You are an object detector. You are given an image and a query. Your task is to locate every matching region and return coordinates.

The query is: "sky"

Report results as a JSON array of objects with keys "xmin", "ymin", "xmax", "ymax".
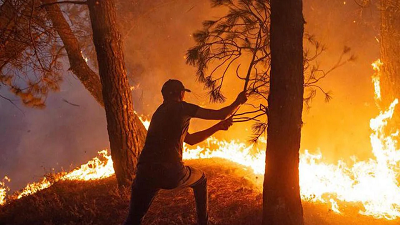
[{"xmin": 0, "ymin": 0, "xmax": 384, "ymax": 191}]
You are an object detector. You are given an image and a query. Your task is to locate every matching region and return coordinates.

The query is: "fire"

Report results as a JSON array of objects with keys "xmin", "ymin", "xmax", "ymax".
[
  {"xmin": 2, "ymin": 59, "xmax": 400, "ymax": 220},
  {"xmin": 17, "ymin": 178, "xmax": 52, "ymax": 199},
  {"xmin": 299, "ymin": 98, "xmax": 400, "ymax": 219},
  {"xmin": 183, "ymin": 137, "xmax": 265, "ymax": 175},
  {"xmin": 372, "ymin": 59, "xmax": 383, "ymax": 101},
  {"xmin": 13, "ymin": 150, "xmax": 115, "ymax": 201},
  {"xmin": 0, "ymin": 176, "xmax": 10, "ymax": 205},
  {"xmin": 62, "ymin": 150, "xmax": 114, "ymax": 181}
]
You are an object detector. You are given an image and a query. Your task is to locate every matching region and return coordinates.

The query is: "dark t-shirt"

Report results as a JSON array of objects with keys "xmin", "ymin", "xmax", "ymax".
[{"xmin": 138, "ymin": 101, "xmax": 199, "ymax": 166}]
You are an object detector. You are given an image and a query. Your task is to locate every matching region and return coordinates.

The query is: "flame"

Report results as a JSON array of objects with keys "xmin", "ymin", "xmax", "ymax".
[
  {"xmin": 80, "ymin": 50, "xmax": 89, "ymax": 63},
  {"xmin": 15, "ymin": 150, "xmax": 115, "ymax": 200},
  {"xmin": 330, "ymin": 198, "xmax": 341, "ymax": 214},
  {"xmin": 372, "ymin": 59, "xmax": 383, "ymax": 101},
  {"xmin": 142, "ymin": 119, "xmax": 150, "ymax": 130},
  {"xmin": 62, "ymin": 150, "xmax": 114, "ymax": 181},
  {"xmin": 183, "ymin": 137, "xmax": 265, "ymax": 174},
  {"xmin": 3, "ymin": 59, "xmax": 400, "ymax": 220},
  {"xmin": 17, "ymin": 178, "xmax": 52, "ymax": 199},
  {"xmin": 0, "ymin": 176, "xmax": 10, "ymax": 205}
]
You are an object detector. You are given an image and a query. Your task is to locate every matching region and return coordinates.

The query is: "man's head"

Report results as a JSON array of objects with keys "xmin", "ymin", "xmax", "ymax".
[{"xmin": 161, "ymin": 79, "xmax": 191, "ymax": 101}]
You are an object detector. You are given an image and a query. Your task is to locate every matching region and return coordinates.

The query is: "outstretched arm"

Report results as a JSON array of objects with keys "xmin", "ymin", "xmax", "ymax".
[
  {"xmin": 184, "ymin": 118, "xmax": 233, "ymax": 145},
  {"xmin": 194, "ymin": 91, "xmax": 248, "ymax": 120}
]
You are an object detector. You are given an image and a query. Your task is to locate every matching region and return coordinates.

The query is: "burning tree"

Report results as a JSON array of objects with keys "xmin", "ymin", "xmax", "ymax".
[
  {"xmin": 0, "ymin": 0, "xmax": 146, "ymax": 187},
  {"xmin": 187, "ymin": 0, "xmax": 353, "ymax": 223}
]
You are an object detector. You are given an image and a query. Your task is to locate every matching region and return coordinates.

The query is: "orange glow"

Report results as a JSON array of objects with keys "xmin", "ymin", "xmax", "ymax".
[{"xmin": 2, "ymin": 60, "xmax": 400, "ymax": 220}]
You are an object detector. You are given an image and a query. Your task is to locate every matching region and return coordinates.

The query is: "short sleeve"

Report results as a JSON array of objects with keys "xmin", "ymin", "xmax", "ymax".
[{"xmin": 182, "ymin": 101, "xmax": 200, "ymax": 117}]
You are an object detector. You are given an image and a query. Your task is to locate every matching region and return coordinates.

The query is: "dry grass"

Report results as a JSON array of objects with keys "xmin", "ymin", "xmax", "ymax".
[{"xmin": 0, "ymin": 158, "xmax": 399, "ymax": 225}]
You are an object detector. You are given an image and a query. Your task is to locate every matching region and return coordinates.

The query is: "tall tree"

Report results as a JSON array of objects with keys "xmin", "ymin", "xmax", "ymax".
[
  {"xmin": 0, "ymin": 0, "xmax": 147, "ymax": 186},
  {"xmin": 380, "ymin": 0, "xmax": 400, "ymax": 120},
  {"xmin": 41, "ymin": 0, "xmax": 103, "ymax": 105},
  {"xmin": 262, "ymin": 0, "xmax": 304, "ymax": 224},
  {"xmin": 186, "ymin": 0, "xmax": 350, "ymax": 141},
  {"xmin": 86, "ymin": 0, "xmax": 146, "ymax": 187}
]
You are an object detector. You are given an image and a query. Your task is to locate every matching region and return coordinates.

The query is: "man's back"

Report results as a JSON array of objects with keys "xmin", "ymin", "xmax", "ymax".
[{"xmin": 138, "ymin": 100, "xmax": 199, "ymax": 165}]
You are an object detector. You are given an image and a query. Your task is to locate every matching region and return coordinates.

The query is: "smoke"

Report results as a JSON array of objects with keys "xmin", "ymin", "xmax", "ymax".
[
  {"xmin": 0, "ymin": 76, "xmax": 109, "ymax": 192},
  {"xmin": 0, "ymin": 0, "xmax": 383, "ymax": 191}
]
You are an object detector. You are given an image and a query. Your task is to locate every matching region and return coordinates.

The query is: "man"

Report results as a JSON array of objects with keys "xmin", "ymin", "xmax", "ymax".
[{"xmin": 124, "ymin": 79, "xmax": 247, "ymax": 225}]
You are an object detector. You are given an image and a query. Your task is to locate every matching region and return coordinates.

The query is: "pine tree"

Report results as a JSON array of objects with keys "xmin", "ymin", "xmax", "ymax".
[
  {"xmin": 187, "ymin": 0, "xmax": 353, "ymax": 223},
  {"xmin": 86, "ymin": 0, "xmax": 146, "ymax": 187},
  {"xmin": 380, "ymin": 0, "xmax": 400, "ymax": 123},
  {"xmin": 0, "ymin": 0, "xmax": 147, "ymax": 186},
  {"xmin": 262, "ymin": 0, "xmax": 304, "ymax": 223}
]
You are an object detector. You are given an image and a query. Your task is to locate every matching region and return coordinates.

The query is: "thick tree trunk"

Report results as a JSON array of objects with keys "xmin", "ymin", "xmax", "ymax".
[
  {"xmin": 380, "ymin": 0, "xmax": 400, "ymax": 123},
  {"xmin": 42, "ymin": 0, "xmax": 147, "ymax": 137},
  {"xmin": 86, "ymin": 0, "xmax": 146, "ymax": 187},
  {"xmin": 2, "ymin": 0, "xmax": 146, "ymax": 186},
  {"xmin": 262, "ymin": 0, "xmax": 304, "ymax": 224}
]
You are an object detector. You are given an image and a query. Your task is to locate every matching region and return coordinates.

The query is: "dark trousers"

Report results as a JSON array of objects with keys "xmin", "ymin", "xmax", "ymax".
[{"xmin": 124, "ymin": 164, "xmax": 208, "ymax": 225}]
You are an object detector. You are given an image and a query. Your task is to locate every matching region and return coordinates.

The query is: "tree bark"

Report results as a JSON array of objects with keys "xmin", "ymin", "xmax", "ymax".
[
  {"xmin": 41, "ymin": 0, "xmax": 104, "ymax": 106},
  {"xmin": 86, "ymin": 0, "xmax": 146, "ymax": 187},
  {"xmin": 262, "ymin": 0, "xmax": 304, "ymax": 224},
  {"xmin": 380, "ymin": 0, "xmax": 400, "ymax": 122}
]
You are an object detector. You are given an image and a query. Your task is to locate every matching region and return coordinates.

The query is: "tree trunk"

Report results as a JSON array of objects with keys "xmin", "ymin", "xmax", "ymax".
[
  {"xmin": 41, "ymin": 0, "xmax": 104, "ymax": 105},
  {"xmin": 380, "ymin": 0, "xmax": 400, "ymax": 122},
  {"xmin": 262, "ymin": 0, "xmax": 304, "ymax": 224},
  {"xmin": 86, "ymin": 0, "xmax": 146, "ymax": 187},
  {"xmin": 41, "ymin": 0, "xmax": 147, "ymax": 139}
]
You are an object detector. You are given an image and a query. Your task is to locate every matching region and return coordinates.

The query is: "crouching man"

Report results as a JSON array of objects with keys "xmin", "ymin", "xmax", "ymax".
[{"xmin": 124, "ymin": 79, "xmax": 247, "ymax": 225}]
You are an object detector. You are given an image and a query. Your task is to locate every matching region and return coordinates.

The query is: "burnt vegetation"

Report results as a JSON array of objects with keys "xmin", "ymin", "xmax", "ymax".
[{"xmin": 186, "ymin": 0, "xmax": 355, "ymax": 143}]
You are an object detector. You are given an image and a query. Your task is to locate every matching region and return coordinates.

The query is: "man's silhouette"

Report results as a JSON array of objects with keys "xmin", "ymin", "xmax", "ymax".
[{"xmin": 124, "ymin": 79, "xmax": 247, "ymax": 225}]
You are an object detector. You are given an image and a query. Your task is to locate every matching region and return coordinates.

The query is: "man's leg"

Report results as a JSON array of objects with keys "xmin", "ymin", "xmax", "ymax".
[
  {"xmin": 191, "ymin": 173, "xmax": 208, "ymax": 225},
  {"xmin": 124, "ymin": 179, "xmax": 159, "ymax": 225},
  {"xmin": 176, "ymin": 167, "xmax": 208, "ymax": 225}
]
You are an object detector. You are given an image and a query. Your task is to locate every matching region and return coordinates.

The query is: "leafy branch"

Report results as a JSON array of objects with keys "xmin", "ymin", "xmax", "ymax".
[{"xmin": 187, "ymin": 0, "xmax": 354, "ymax": 143}]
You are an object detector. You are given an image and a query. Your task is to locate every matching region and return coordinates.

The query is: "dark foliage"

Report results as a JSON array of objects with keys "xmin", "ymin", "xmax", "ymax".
[
  {"xmin": 0, "ymin": 0, "xmax": 64, "ymax": 108},
  {"xmin": 186, "ymin": 0, "xmax": 355, "ymax": 143}
]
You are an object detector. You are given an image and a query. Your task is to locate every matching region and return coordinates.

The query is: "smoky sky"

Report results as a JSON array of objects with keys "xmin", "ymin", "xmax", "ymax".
[{"xmin": 1, "ymin": 0, "xmax": 383, "ymax": 191}]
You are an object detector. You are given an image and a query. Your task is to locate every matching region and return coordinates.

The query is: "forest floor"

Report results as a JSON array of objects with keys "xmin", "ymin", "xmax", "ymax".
[{"xmin": 0, "ymin": 158, "xmax": 399, "ymax": 225}]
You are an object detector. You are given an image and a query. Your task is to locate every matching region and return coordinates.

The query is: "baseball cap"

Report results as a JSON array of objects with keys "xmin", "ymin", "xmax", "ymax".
[{"xmin": 161, "ymin": 79, "xmax": 191, "ymax": 96}]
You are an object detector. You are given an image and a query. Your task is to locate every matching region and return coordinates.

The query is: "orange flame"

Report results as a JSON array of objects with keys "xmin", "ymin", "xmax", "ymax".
[
  {"xmin": 0, "ymin": 176, "xmax": 10, "ymax": 205},
  {"xmin": 15, "ymin": 150, "xmax": 114, "ymax": 200},
  {"xmin": 372, "ymin": 59, "xmax": 383, "ymax": 101}
]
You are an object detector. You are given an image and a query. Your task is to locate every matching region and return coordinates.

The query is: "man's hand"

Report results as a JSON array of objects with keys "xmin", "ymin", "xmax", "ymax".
[
  {"xmin": 216, "ymin": 117, "xmax": 233, "ymax": 131},
  {"xmin": 185, "ymin": 117, "xmax": 233, "ymax": 145},
  {"xmin": 234, "ymin": 91, "xmax": 248, "ymax": 105}
]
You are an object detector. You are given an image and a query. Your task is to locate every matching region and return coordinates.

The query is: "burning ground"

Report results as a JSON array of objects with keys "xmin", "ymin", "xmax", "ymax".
[{"xmin": 1, "ymin": 158, "xmax": 400, "ymax": 225}]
